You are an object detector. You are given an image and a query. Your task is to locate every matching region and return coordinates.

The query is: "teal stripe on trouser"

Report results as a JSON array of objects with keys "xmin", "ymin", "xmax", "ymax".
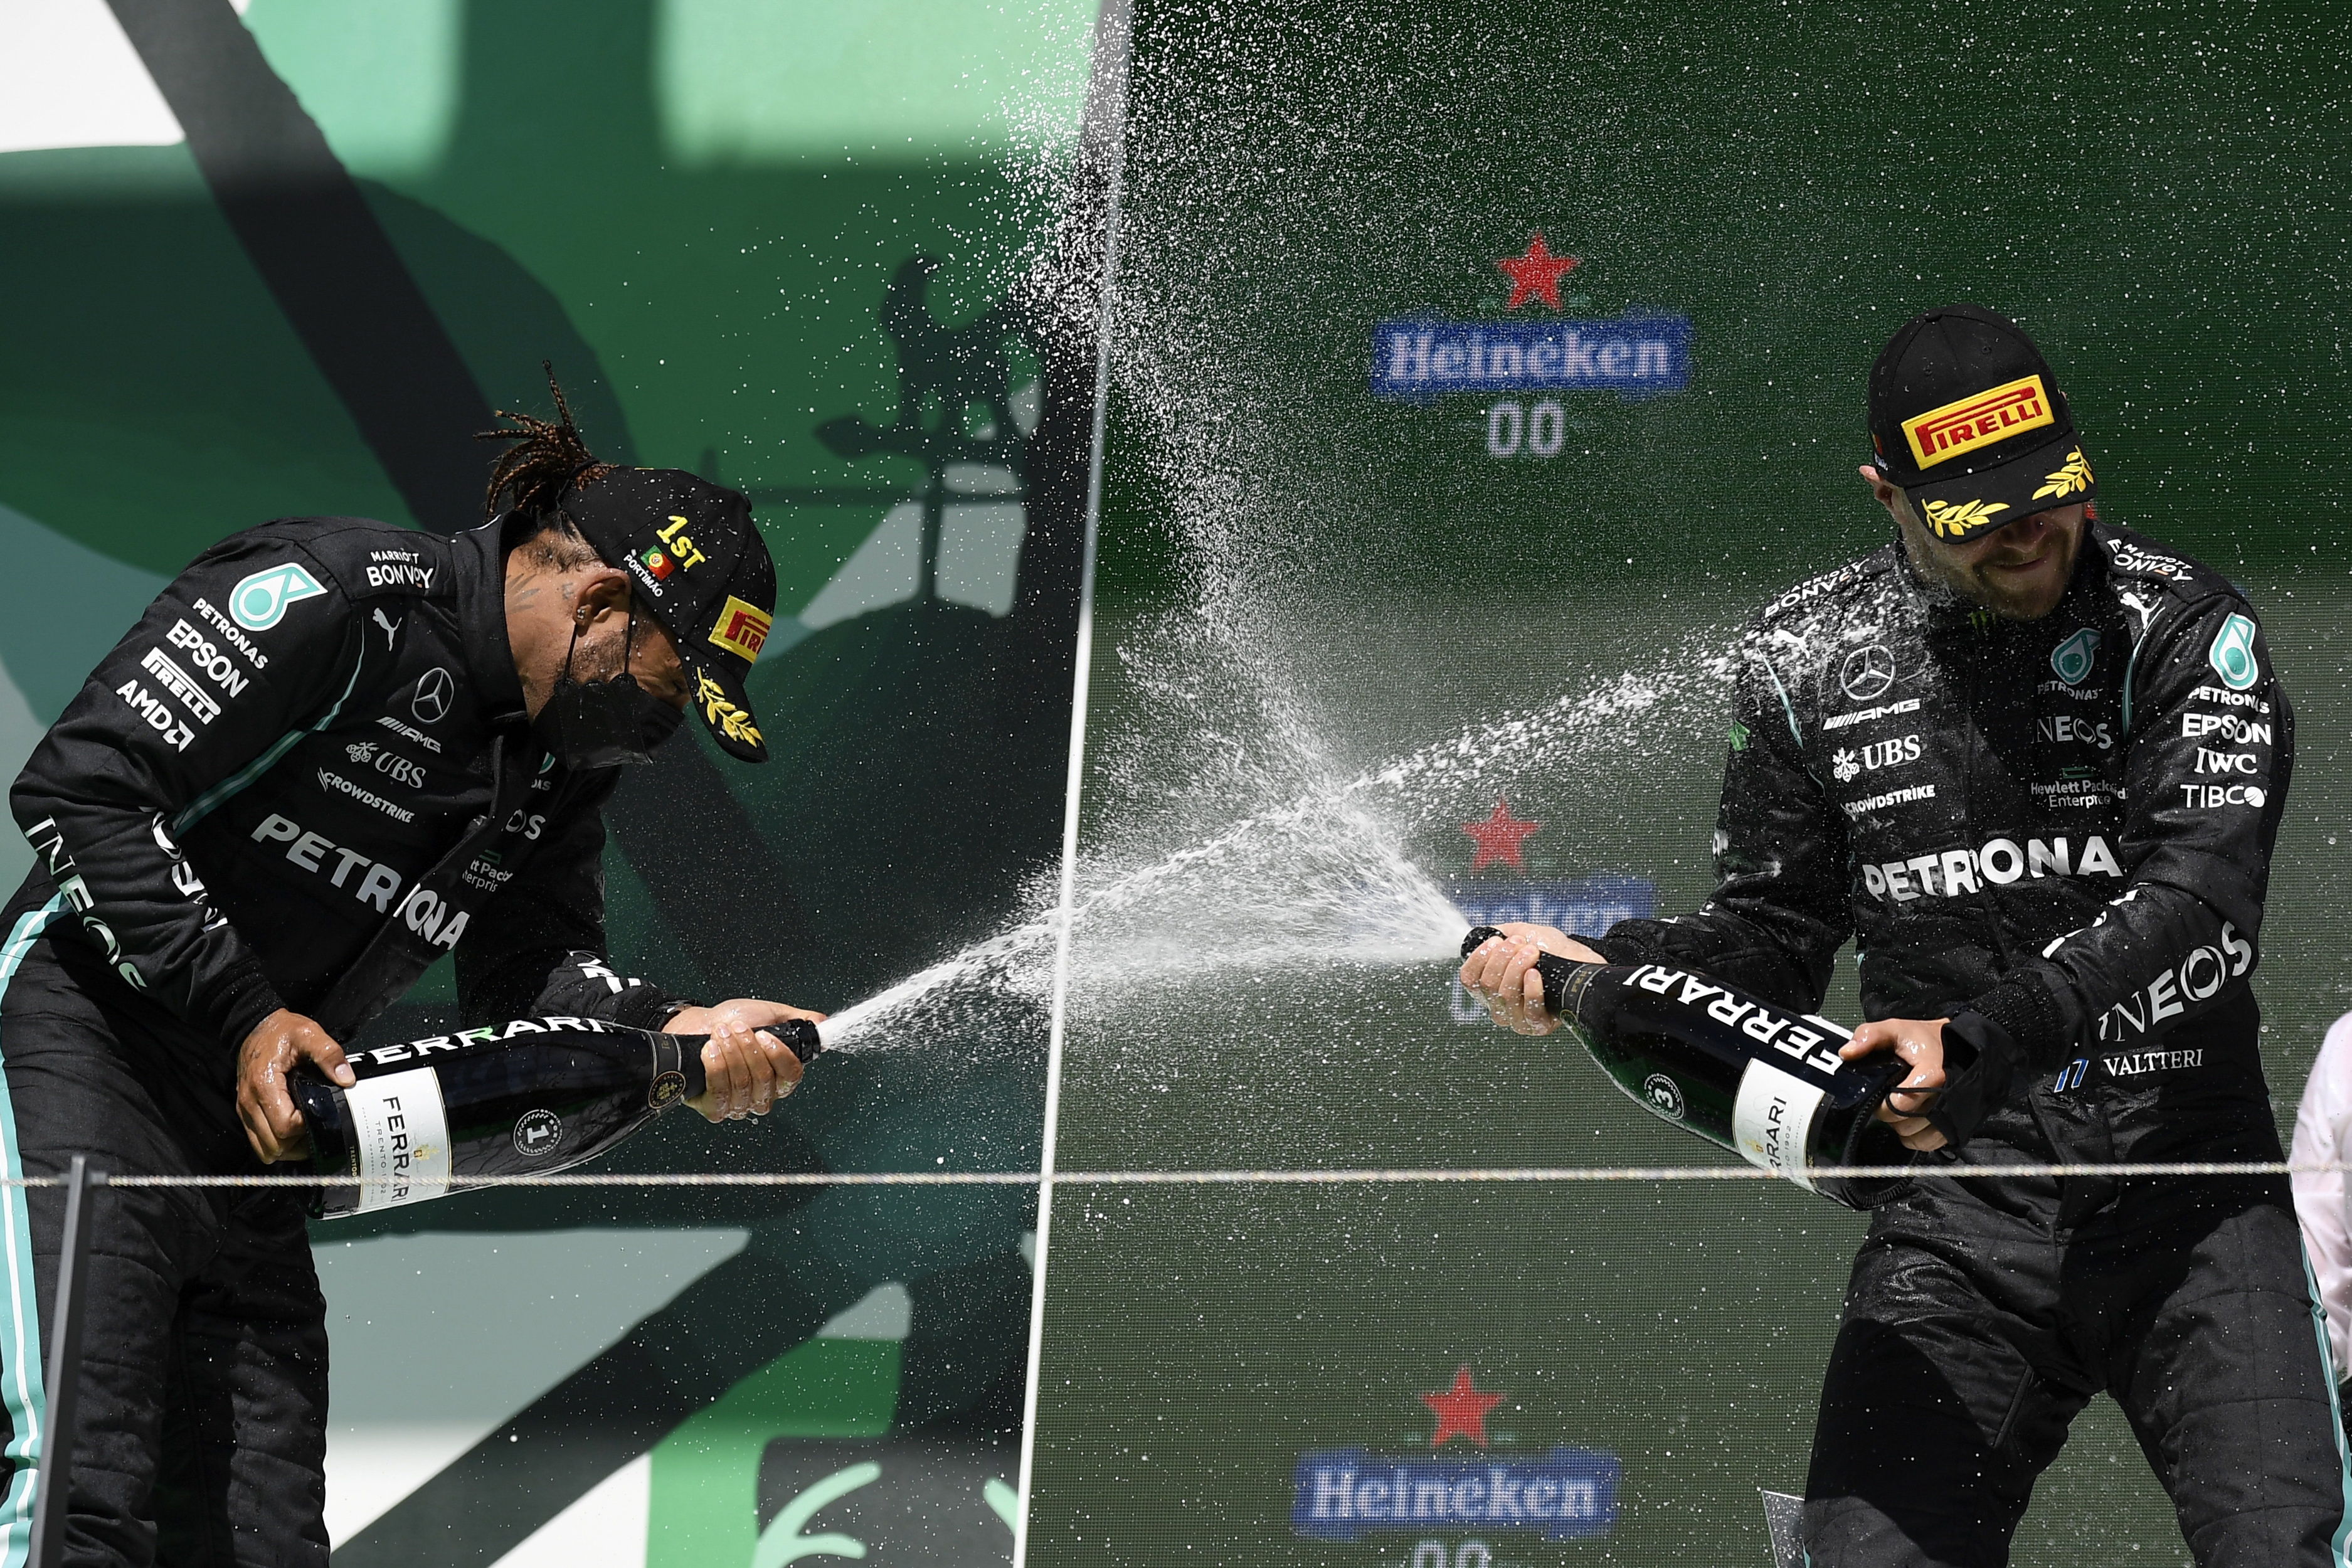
[
  {"xmin": 0, "ymin": 896, "xmax": 63, "ymax": 1568},
  {"xmin": 2297, "ymin": 1244, "xmax": 2352, "ymax": 1567}
]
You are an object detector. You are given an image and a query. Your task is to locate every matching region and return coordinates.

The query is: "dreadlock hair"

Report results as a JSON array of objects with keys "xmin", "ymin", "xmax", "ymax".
[{"xmin": 478, "ymin": 364, "xmax": 613, "ymax": 573}]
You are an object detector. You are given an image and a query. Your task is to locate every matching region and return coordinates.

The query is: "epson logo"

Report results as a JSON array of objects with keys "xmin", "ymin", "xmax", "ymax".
[
  {"xmin": 164, "ymin": 620, "xmax": 250, "ymax": 697},
  {"xmin": 188, "ymin": 597, "xmax": 269, "ymax": 669},
  {"xmin": 2182, "ymin": 712, "xmax": 2272, "ymax": 746}
]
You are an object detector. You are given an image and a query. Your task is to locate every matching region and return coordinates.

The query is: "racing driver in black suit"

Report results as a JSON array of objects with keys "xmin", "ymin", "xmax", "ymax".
[
  {"xmin": 1464, "ymin": 306, "xmax": 2350, "ymax": 1566},
  {"xmin": 0, "ymin": 384, "xmax": 820, "ymax": 1565}
]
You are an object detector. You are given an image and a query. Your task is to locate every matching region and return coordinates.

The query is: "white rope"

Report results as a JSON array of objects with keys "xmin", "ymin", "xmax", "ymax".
[{"xmin": 18, "ymin": 1158, "xmax": 2349, "ymax": 1189}]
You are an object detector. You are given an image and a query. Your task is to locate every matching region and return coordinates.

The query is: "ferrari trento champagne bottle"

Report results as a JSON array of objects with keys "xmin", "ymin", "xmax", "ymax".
[
  {"xmin": 1460, "ymin": 928, "xmax": 1915, "ymax": 1209},
  {"xmin": 292, "ymin": 1014, "xmax": 832, "ymax": 1217}
]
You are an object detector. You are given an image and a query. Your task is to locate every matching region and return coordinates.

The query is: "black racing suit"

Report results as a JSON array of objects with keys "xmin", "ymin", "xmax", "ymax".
[
  {"xmin": 1584, "ymin": 521, "xmax": 2349, "ymax": 1566},
  {"xmin": 0, "ymin": 514, "xmax": 690, "ymax": 1565}
]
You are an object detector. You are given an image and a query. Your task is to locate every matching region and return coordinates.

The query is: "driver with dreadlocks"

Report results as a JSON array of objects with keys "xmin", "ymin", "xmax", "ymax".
[{"xmin": 0, "ymin": 374, "xmax": 816, "ymax": 1564}]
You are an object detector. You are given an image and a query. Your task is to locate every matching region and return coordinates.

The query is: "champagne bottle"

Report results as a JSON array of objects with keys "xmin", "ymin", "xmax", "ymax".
[
  {"xmin": 291, "ymin": 1014, "xmax": 832, "ymax": 1217},
  {"xmin": 1460, "ymin": 928, "xmax": 1915, "ymax": 1209}
]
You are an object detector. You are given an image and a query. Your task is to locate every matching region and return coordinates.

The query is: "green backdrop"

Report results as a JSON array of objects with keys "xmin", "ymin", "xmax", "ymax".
[
  {"xmin": 1, "ymin": 1, "xmax": 1101, "ymax": 1562},
  {"xmin": 1030, "ymin": 1, "xmax": 2352, "ymax": 1564}
]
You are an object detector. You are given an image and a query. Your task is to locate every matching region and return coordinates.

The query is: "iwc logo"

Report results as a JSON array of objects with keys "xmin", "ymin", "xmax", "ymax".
[
  {"xmin": 649, "ymin": 1070, "xmax": 687, "ymax": 1110},
  {"xmin": 512, "ymin": 1108, "xmax": 564, "ymax": 1158},
  {"xmin": 1642, "ymin": 1074, "xmax": 1685, "ymax": 1120}
]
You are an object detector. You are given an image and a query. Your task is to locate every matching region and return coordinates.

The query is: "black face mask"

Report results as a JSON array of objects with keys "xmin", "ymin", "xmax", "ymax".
[{"xmin": 532, "ymin": 613, "xmax": 685, "ymax": 768}]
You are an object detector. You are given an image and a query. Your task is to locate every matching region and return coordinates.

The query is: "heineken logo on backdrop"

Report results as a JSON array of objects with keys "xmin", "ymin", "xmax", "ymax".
[
  {"xmin": 1445, "ymin": 876, "xmax": 1658, "ymax": 1024},
  {"xmin": 1292, "ymin": 1365, "xmax": 1621, "ymax": 1544},
  {"xmin": 1369, "ymin": 233, "xmax": 1692, "ymax": 460}
]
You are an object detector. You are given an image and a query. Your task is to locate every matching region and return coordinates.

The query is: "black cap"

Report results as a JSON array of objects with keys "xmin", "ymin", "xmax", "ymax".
[
  {"xmin": 558, "ymin": 467, "xmax": 776, "ymax": 763},
  {"xmin": 1867, "ymin": 304, "xmax": 2097, "ymax": 542}
]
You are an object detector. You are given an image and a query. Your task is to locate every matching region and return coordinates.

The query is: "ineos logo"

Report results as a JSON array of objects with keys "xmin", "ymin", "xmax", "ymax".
[
  {"xmin": 1840, "ymin": 645, "xmax": 1895, "ymax": 702},
  {"xmin": 411, "ymin": 668, "xmax": 453, "ymax": 724}
]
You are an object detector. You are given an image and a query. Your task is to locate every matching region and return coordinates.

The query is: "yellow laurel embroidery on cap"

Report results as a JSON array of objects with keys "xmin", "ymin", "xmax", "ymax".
[
  {"xmin": 696, "ymin": 671, "xmax": 764, "ymax": 747},
  {"xmin": 2032, "ymin": 448, "xmax": 2094, "ymax": 501},
  {"xmin": 1921, "ymin": 498, "xmax": 2011, "ymax": 538}
]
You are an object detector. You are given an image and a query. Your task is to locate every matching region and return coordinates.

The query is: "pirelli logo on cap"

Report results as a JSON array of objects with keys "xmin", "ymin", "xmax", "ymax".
[
  {"xmin": 708, "ymin": 596, "xmax": 771, "ymax": 662},
  {"xmin": 1903, "ymin": 374, "xmax": 2055, "ymax": 469}
]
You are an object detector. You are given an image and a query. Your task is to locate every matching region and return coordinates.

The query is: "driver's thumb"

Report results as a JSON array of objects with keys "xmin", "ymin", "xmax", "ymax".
[{"xmin": 303, "ymin": 1032, "xmax": 356, "ymax": 1088}]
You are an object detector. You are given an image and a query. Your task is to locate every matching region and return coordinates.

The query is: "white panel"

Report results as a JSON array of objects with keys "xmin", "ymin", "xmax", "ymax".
[
  {"xmin": 936, "ymin": 501, "xmax": 1025, "ymax": 618},
  {"xmin": 0, "ymin": 0, "xmax": 183, "ymax": 155},
  {"xmin": 796, "ymin": 502, "xmax": 921, "ymax": 630},
  {"xmin": 319, "ymin": 1228, "xmax": 746, "ymax": 1544},
  {"xmin": 813, "ymin": 1281, "xmax": 910, "ymax": 1341},
  {"xmin": 489, "ymin": 1454, "xmax": 649, "ymax": 1568}
]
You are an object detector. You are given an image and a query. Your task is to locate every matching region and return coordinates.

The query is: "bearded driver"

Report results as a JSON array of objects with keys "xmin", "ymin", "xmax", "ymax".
[
  {"xmin": 1463, "ymin": 306, "xmax": 2348, "ymax": 1565},
  {"xmin": 0, "ymin": 379, "xmax": 817, "ymax": 1564}
]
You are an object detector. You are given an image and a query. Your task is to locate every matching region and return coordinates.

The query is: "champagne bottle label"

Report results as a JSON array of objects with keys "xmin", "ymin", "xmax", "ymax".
[
  {"xmin": 342, "ymin": 1066, "xmax": 453, "ymax": 1212},
  {"xmin": 1731, "ymin": 1057, "xmax": 1828, "ymax": 1191}
]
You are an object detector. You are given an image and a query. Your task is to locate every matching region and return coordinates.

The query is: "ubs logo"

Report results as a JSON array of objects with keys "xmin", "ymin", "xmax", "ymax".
[{"xmin": 1840, "ymin": 645, "xmax": 1895, "ymax": 702}]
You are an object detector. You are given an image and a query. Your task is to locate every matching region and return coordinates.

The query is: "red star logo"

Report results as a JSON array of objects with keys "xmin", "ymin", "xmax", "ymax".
[
  {"xmin": 1497, "ymin": 233, "xmax": 1580, "ymax": 310},
  {"xmin": 1463, "ymin": 798, "xmax": 1540, "ymax": 872},
  {"xmin": 1422, "ymin": 1366, "xmax": 1504, "ymax": 1448}
]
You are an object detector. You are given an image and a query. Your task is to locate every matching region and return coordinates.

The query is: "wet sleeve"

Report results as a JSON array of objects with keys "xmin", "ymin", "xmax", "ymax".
[
  {"xmin": 453, "ymin": 778, "xmax": 692, "ymax": 1029},
  {"xmin": 1932, "ymin": 595, "xmax": 2290, "ymax": 1142},
  {"xmin": 9, "ymin": 541, "xmax": 366, "ymax": 1049},
  {"xmin": 1588, "ymin": 630, "xmax": 1853, "ymax": 1015}
]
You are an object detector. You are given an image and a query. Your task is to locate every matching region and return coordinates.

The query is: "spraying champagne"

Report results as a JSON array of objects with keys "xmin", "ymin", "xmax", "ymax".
[
  {"xmin": 292, "ymin": 1014, "xmax": 837, "ymax": 1217},
  {"xmin": 1459, "ymin": 928, "xmax": 1915, "ymax": 1209}
]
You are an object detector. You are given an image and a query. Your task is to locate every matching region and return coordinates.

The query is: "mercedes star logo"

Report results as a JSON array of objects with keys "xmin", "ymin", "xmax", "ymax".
[
  {"xmin": 1840, "ymin": 645, "xmax": 1895, "ymax": 702},
  {"xmin": 411, "ymin": 667, "xmax": 454, "ymax": 724}
]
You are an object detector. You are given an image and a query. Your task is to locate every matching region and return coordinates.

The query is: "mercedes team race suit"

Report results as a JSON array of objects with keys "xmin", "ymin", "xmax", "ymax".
[
  {"xmin": 0, "ymin": 514, "xmax": 690, "ymax": 1566},
  {"xmin": 1584, "ymin": 521, "xmax": 2349, "ymax": 1567}
]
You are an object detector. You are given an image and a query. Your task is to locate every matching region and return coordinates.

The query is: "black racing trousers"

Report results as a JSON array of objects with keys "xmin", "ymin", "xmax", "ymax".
[
  {"xmin": 1803, "ymin": 1175, "xmax": 2350, "ymax": 1567},
  {"xmin": 0, "ymin": 925, "xmax": 327, "ymax": 1568}
]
